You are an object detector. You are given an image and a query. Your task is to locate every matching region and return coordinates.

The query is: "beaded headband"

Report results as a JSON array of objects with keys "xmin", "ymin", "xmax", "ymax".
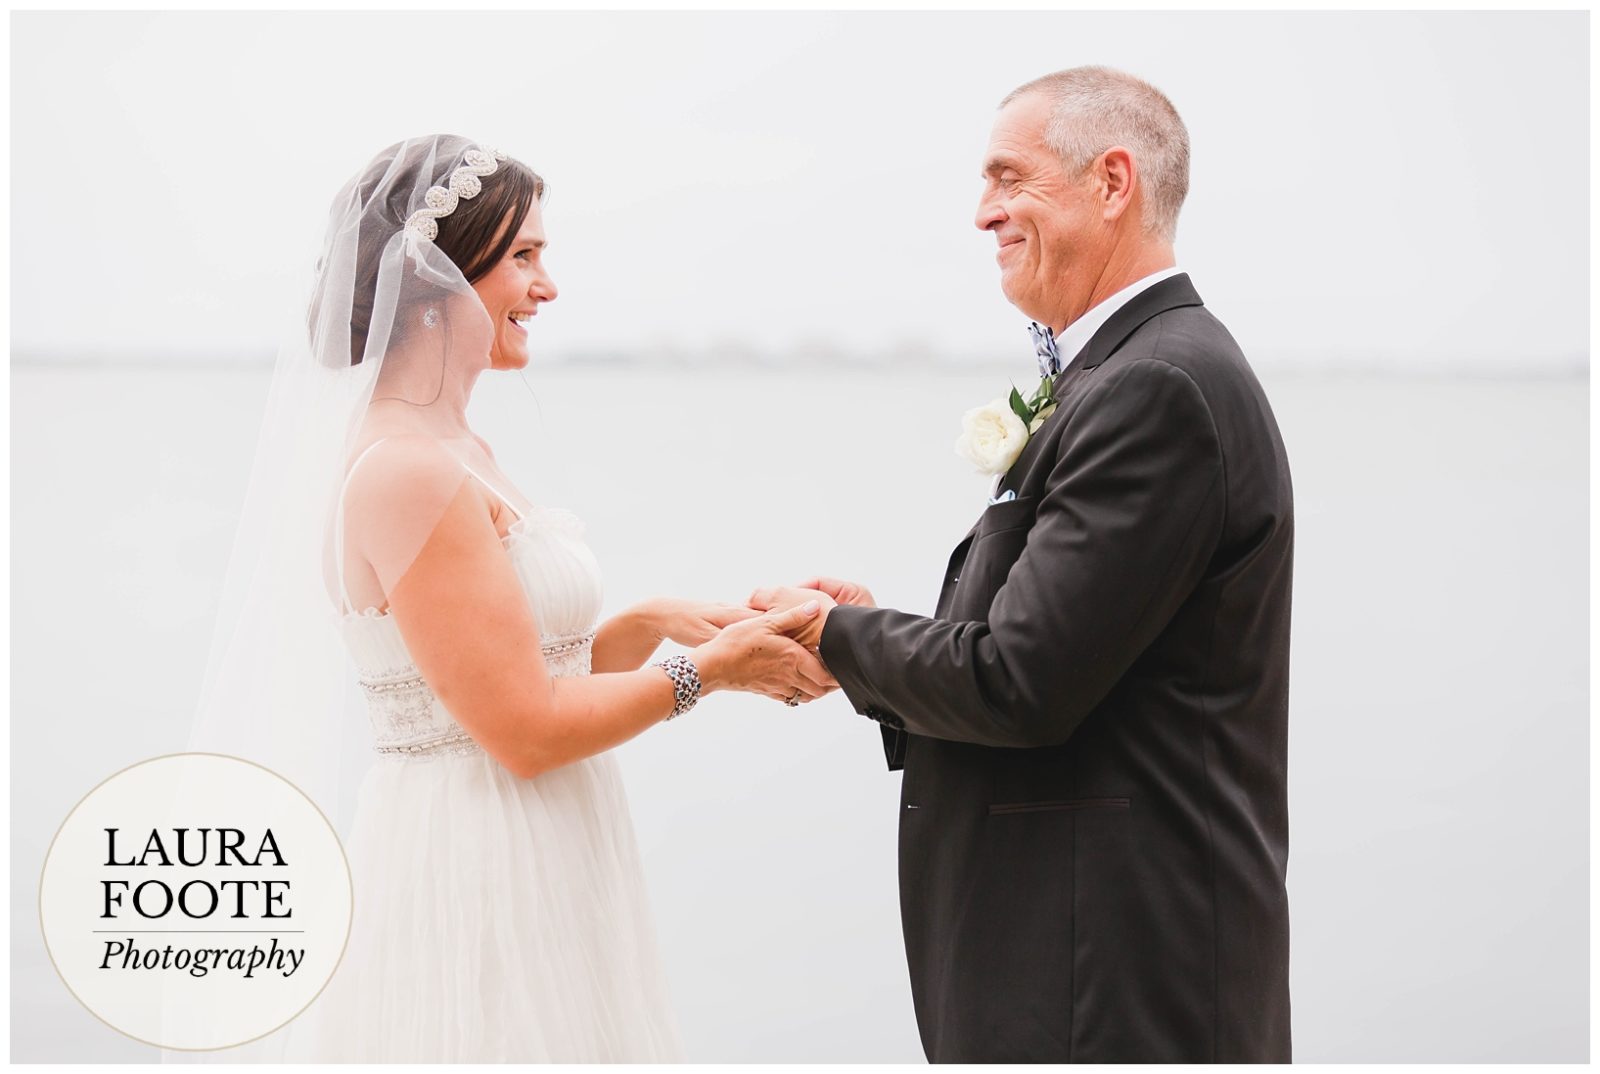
[{"xmin": 403, "ymin": 145, "xmax": 508, "ymax": 242}]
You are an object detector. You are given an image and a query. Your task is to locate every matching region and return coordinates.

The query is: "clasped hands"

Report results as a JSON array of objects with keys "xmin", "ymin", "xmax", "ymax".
[{"xmin": 649, "ymin": 578, "xmax": 876, "ymax": 706}]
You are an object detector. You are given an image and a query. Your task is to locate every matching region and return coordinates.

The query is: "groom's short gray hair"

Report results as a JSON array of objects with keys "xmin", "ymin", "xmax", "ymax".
[{"xmin": 1003, "ymin": 66, "xmax": 1190, "ymax": 243}]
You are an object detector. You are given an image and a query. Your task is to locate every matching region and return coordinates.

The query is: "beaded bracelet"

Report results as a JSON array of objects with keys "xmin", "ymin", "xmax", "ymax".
[{"xmin": 652, "ymin": 654, "xmax": 702, "ymax": 720}]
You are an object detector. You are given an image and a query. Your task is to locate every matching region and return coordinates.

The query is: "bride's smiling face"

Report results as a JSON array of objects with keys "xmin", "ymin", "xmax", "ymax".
[{"xmin": 471, "ymin": 203, "xmax": 557, "ymax": 370}]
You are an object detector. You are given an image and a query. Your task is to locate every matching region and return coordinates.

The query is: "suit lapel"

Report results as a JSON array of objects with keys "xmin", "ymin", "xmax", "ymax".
[
  {"xmin": 952, "ymin": 277, "xmax": 1208, "ymax": 575},
  {"xmin": 993, "ymin": 275, "xmax": 1205, "ymax": 494},
  {"xmin": 1054, "ymin": 273, "xmax": 1205, "ymax": 397},
  {"xmin": 905, "ymin": 275, "xmax": 1209, "ymax": 773}
]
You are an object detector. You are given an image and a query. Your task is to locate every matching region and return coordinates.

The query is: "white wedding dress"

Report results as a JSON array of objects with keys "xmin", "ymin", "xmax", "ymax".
[{"xmin": 282, "ymin": 464, "xmax": 684, "ymax": 1062}]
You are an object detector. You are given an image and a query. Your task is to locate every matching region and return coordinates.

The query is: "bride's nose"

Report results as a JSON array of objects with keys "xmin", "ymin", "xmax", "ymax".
[{"xmin": 531, "ymin": 273, "xmax": 557, "ymax": 304}]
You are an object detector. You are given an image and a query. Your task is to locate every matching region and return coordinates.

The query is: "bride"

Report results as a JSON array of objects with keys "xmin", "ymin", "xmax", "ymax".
[{"xmin": 187, "ymin": 135, "xmax": 833, "ymax": 1062}]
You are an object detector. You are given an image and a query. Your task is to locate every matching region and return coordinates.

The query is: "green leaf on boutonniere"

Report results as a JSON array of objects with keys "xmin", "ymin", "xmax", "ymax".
[
  {"xmin": 1029, "ymin": 375, "xmax": 1054, "ymax": 407},
  {"xmin": 1008, "ymin": 387, "xmax": 1033, "ymax": 427}
]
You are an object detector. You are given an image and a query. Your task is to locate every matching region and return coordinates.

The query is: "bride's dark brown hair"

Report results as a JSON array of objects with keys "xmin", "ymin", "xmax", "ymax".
[{"xmin": 335, "ymin": 136, "xmax": 546, "ymax": 367}]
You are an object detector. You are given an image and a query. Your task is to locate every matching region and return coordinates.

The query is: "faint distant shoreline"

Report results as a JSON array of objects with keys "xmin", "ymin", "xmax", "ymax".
[{"xmin": 10, "ymin": 350, "xmax": 1591, "ymax": 382}]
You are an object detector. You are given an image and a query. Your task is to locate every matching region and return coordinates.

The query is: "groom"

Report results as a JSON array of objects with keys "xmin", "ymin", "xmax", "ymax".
[{"xmin": 755, "ymin": 67, "xmax": 1292, "ymax": 1062}]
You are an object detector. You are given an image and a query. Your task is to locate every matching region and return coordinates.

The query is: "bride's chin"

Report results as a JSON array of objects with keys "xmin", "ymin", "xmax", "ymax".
[{"xmin": 489, "ymin": 344, "xmax": 530, "ymax": 371}]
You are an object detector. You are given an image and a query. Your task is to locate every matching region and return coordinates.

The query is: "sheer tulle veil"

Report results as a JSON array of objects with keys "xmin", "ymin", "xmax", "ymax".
[{"xmin": 185, "ymin": 135, "xmax": 533, "ymax": 834}]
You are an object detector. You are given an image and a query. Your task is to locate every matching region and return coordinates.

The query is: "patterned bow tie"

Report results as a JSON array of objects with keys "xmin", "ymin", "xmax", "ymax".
[{"xmin": 1028, "ymin": 321, "xmax": 1062, "ymax": 378}]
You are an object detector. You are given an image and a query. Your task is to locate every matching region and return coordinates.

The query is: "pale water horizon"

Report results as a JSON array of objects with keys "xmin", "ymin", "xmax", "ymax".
[{"xmin": 9, "ymin": 361, "xmax": 1589, "ymax": 1062}]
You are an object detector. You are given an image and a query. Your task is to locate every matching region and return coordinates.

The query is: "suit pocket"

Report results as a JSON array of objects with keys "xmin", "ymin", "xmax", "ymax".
[
  {"xmin": 974, "ymin": 494, "xmax": 1038, "ymax": 537},
  {"xmin": 987, "ymin": 797, "xmax": 1131, "ymax": 816}
]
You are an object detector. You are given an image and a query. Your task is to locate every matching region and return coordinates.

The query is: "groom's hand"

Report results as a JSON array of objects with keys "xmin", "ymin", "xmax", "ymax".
[
  {"xmin": 794, "ymin": 576, "xmax": 876, "ymax": 608},
  {"xmin": 747, "ymin": 585, "xmax": 836, "ymax": 651}
]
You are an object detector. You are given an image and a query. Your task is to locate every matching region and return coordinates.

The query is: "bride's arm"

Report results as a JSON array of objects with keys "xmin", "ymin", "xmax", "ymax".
[
  {"xmin": 378, "ymin": 478, "xmax": 830, "ymax": 779},
  {"xmin": 590, "ymin": 605, "xmax": 666, "ymax": 674}
]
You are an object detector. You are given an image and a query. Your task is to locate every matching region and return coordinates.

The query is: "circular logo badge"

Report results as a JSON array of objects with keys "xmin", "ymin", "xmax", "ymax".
[{"xmin": 39, "ymin": 753, "xmax": 352, "ymax": 1051}]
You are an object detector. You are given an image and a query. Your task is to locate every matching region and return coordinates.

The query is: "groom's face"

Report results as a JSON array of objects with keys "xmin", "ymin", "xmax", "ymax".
[{"xmin": 976, "ymin": 92, "xmax": 1104, "ymax": 332}]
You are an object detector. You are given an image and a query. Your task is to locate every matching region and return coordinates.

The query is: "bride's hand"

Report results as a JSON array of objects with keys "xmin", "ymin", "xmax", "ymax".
[
  {"xmin": 642, "ymin": 597, "xmax": 762, "ymax": 647},
  {"xmin": 691, "ymin": 603, "xmax": 838, "ymax": 703}
]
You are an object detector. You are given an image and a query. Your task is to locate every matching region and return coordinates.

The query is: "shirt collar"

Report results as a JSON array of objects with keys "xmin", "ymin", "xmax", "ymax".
[{"xmin": 1053, "ymin": 266, "xmax": 1183, "ymax": 371}]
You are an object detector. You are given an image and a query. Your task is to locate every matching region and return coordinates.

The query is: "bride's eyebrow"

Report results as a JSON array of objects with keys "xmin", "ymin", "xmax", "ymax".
[{"xmin": 516, "ymin": 237, "xmax": 547, "ymax": 249}]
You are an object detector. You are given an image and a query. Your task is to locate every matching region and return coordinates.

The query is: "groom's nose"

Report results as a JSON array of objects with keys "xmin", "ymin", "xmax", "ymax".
[{"xmin": 975, "ymin": 194, "xmax": 1006, "ymax": 233}]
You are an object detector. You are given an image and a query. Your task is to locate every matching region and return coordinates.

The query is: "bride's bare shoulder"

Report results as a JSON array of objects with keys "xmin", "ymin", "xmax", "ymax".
[{"xmin": 343, "ymin": 435, "xmax": 469, "ymax": 511}]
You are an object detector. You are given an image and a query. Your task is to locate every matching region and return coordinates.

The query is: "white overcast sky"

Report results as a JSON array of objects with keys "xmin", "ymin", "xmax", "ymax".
[{"xmin": 9, "ymin": 10, "xmax": 1590, "ymax": 371}]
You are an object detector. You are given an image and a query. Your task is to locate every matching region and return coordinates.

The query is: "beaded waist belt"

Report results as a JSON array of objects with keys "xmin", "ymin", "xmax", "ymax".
[{"xmin": 359, "ymin": 631, "xmax": 595, "ymax": 757}]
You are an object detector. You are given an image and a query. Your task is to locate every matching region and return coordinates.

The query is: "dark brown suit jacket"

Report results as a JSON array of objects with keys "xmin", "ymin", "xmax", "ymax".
[{"xmin": 820, "ymin": 275, "xmax": 1293, "ymax": 1062}]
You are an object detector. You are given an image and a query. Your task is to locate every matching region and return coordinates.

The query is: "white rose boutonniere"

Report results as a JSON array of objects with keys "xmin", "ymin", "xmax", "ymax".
[
  {"xmin": 955, "ymin": 401, "xmax": 1028, "ymax": 475},
  {"xmin": 954, "ymin": 374, "xmax": 1058, "ymax": 475}
]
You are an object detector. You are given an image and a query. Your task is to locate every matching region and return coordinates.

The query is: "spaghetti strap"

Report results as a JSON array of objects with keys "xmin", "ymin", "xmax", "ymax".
[
  {"xmin": 333, "ymin": 438, "xmax": 392, "ymax": 615},
  {"xmin": 460, "ymin": 463, "xmax": 525, "ymax": 522}
]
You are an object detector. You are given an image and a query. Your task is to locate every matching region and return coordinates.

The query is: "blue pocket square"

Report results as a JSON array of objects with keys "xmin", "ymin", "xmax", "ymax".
[{"xmin": 987, "ymin": 489, "xmax": 1018, "ymax": 506}]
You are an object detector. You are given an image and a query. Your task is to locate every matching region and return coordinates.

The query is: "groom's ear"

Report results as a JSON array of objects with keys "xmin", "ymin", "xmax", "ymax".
[{"xmin": 1094, "ymin": 146, "xmax": 1139, "ymax": 224}]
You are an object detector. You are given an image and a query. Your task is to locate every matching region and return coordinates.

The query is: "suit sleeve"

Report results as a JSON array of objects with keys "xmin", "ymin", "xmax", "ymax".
[{"xmin": 819, "ymin": 358, "xmax": 1225, "ymax": 749}]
